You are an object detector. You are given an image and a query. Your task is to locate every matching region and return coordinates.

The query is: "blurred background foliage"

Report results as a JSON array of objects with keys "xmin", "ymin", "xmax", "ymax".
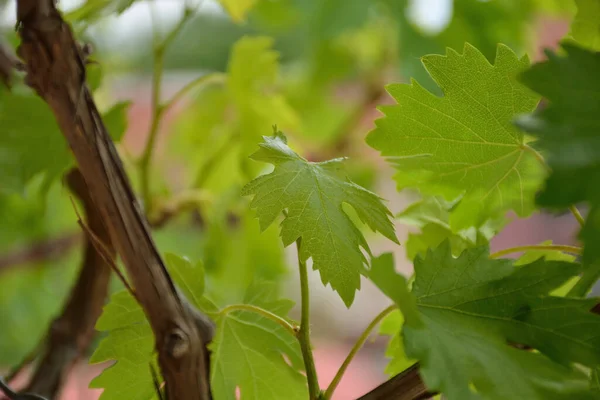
[{"xmin": 0, "ymin": 0, "xmax": 576, "ymax": 378}]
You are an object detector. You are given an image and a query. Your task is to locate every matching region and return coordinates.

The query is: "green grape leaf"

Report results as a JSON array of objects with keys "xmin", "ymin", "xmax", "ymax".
[
  {"xmin": 514, "ymin": 240, "xmax": 578, "ymax": 297},
  {"xmin": 593, "ymin": 368, "xmax": 600, "ymax": 393},
  {"xmin": 87, "ymin": 62, "xmax": 104, "ymax": 92},
  {"xmin": 367, "ymin": 43, "xmax": 544, "ymax": 231},
  {"xmin": 203, "ymin": 205, "xmax": 287, "ymax": 305},
  {"xmin": 568, "ymin": 0, "xmax": 600, "ymax": 51},
  {"xmin": 0, "ymin": 93, "xmax": 129, "ymax": 195},
  {"xmin": 401, "ymin": 241, "xmax": 600, "ymax": 400},
  {"xmin": 219, "ymin": 0, "xmax": 259, "ymax": 22},
  {"xmin": 398, "ymin": 196, "xmax": 504, "ymax": 260},
  {"xmin": 89, "ymin": 254, "xmax": 212, "ymax": 400},
  {"xmin": 378, "ymin": 310, "xmax": 416, "ymax": 376},
  {"xmin": 66, "ymin": 0, "xmax": 137, "ymax": 23},
  {"xmin": 383, "ymin": 0, "xmax": 539, "ymax": 95},
  {"xmin": 89, "ymin": 290, "xmax": 158, "ymax": 400},
  {"xmin": 164, "ymin": 253, "xmax": 219, "ymax": 312},
  {"xmin": 0, "ymin": 92, "xmax": 72, "ymax": 195},
  {"xmin": 210, "ymin": 281, "xmax": 306, "ymax": 400},
  {"xmin": 103, "ymin": 101, "xmax": 131, "ymax": 142},
  {"xmin": 369, "ymin": 253, "xmax": 421, "ymax": 327},
  {"xmin": 242, "ymin": 132, "xmax": 398, "ymax": 306},
  {"xmin": 516, "ymin": 43, "xmax": 600, "ymax": 263},
  {"xmin": 0, "ymin": 246, "xmax": 80, "ymax": 365}
]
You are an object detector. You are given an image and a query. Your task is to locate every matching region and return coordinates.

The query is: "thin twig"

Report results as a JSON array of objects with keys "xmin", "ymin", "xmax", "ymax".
[
  {"xmin": 489, "ymin": 244, "xmax": 582, "ymax": 259},
  {"xmin": 5, "ymin": 341, "xmax": 43, "ymax": 383},
  {"xmin": 325, "ymin": 305, "xmax": 397, "ymax": 399},
  {"xmin": 0, "ymin": 234, "xmax": 81, "ymax": 274},
  {"xmin": 138, "ymin": 5, "xmax": 196, "ymax": 213},
  {"xmin": 69, "ymin": 196, "xmax": 136, "ymax": 298},
  {"xmin": 148, "ymin": 189, "xmax": 212, "ymax": 228},
  {"xmin": 569, "ymin": 205, "xmax": 585, "ymax": 228},
  {"xmin": 162, "ymin": 72, "xmax": 226, "ymax": 116},
  {"xmin": 0, "ymin": 188, "xmax": 212, "ymax": 275}
]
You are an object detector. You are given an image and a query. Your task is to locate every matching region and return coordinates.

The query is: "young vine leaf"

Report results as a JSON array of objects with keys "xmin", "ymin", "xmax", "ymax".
[
  {"xmin": 367, "ymin": 43, "xmax": 544, "ymax": 231},
  {"xmin": 171, "ymin": 35, "xmax": 299, "ymax": 186},
  {"xmin": 568, "ymin": 0, "xmax": 600, "ymax": 51},
  {"xmin": 228, "ymin": 37, "xmax": 300, "ymax": 150},
  {"xmin": 209, "ymin": 281, "xmax": 307, "ymax": 400},
  {"xmin": 242, "ymin": 132, "xmax": 398, "ymax": 306},
  {"xmin": 516, "ymin": 43, "xmax": 600, "ymax": 263},
  {"xmin": 218, "ymin": 0, "xmax": 259, "ymax": 22},
  {"xmin": 397, "ymin": 196, "xmax": 503, "ymax": 261},
  {"xmin": 371, "ymin": 241, "xmax": 600, "ymax": 400},
  {"xmin": 103, "ymin": 101, "xmax": 132, "ymax": 142},
  {"xmin": 89, "ymin": 290, "xmax": 158, "ymax": 400}
]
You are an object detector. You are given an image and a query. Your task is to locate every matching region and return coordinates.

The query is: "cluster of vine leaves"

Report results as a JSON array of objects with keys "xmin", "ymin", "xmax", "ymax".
[{"xmin": 2, "ymin": 1, "xmax": 600, "ymax": 400}]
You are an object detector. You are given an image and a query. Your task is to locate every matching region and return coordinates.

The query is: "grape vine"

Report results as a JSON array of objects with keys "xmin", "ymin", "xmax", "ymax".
[{"xmin": 0, "ymin": 1, "xmax": 599, "ymax": 400}]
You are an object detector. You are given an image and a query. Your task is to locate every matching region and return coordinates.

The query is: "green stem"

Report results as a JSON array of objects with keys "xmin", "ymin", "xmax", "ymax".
[
  {"xmin": 489, "ymin": 244, "xmax": 582, "ymax": 259},
  {"xmin": 138, "ymin": 6, "xmax": 196, "ymax": 213},
  {"xmin": 567, "ymin": 263, "xmax": 600, "ymax": 297},
  {"xmin": 324, "ymin": 305, "xmax": 397, "ymax": 400},
  {"xmin": 162, "ymin": 72, "xmax": 226, "ymax": 115},
  {"xmin": 218, "ymin": 304, "xmax": 298, "ymax": 337},
  {"xmin": 569, "ymin": 205, "xmax": 585, "ymax": 228},
  {"xmin": 297, "ymin": 239, "xmax": 320, "ymax": 399}
]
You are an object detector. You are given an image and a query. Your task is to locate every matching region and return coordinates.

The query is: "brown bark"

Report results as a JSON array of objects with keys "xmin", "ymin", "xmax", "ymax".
[
  {"xmin": 357, "ymin": 363, "xmax": 433, "ymax": 400},
  {"xmin": 0, "ymin": 233, "xmax": 81, "ymax": 273},
  {"xmin": 21, "ymin": 168, "xmax": 113, "ymax": 398},
  {"xmin": 14, "ymin": 1, "xmax": 214, "ymax": 399}
]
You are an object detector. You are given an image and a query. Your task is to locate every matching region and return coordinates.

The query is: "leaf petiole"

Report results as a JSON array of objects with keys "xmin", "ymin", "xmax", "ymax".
[
  {"xmin": 324, "ymin": 304, "xmax": 397, "ymax": 400},
  {"xmin": 217, "ymin": 304, "xmax": 298, "ymax": 337},
  {"xmin": 489, "ymin": 244, "xmax": 581, "ymax": 259},
  {"xmin": 297, "ymin": 239, "xmax": 321, "ymax": 399},
  {"xmin": 569, "ymin": 205, "xmax": 585, "ymax": 227}
]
